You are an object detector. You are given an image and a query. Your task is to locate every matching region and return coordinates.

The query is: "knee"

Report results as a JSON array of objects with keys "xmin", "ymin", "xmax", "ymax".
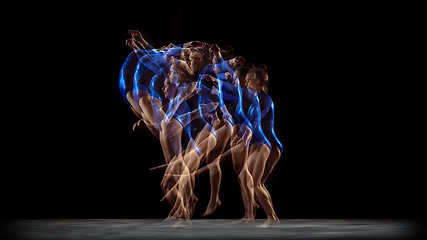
[
  {"xmin": 208, "ymin": 161, "xmax": 220, "ymax": 172},
  {"xmin": 253, "ymin": 182, "xmax": 262, "ymax": 192}
]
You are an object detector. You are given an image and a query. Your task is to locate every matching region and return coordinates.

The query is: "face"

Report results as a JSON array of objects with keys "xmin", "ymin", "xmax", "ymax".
[
  {"xmin": 163, "ymin": 67, "xmax": 179, "ymax": 99},
  {"xmin": 245, "ymin": 72, "xmax": 257, "ymax": 89},
  {"xmin": 168, "ymin": 66, "xmax": 179, "ymax": 84},
  {"xmin": 188, "ymin": 56, "xmax": 202, "ymax": 73}
]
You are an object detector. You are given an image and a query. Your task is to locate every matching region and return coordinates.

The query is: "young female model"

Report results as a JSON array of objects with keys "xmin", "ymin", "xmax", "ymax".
[
  {"xmin": 209, "ymin": 65, "xmax": 282, "ymax": 228},
  {"xmin": 245, "ymin": 66, "xmax": 281, "ymax": 228}
]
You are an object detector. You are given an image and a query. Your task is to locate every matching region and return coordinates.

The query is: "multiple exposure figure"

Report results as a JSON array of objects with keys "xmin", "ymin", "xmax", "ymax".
[{"xmin": 119, "ymin": 30, "xmax": 282, "ymax": 228}]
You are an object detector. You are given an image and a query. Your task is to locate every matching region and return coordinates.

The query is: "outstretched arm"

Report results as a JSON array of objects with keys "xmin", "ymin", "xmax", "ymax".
[
  {"xmin": 126, "ymin": 38, "xmax": 140, "ymax": 52},
  {"xmin": 128, "ymin": 30, "xmax": 153, "ymax": 50}
]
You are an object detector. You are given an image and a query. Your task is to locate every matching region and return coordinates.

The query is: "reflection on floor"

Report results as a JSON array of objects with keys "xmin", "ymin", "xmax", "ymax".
[{"xmin": 8, "ymin": 219, "xmax": 421, "ymax": 240}]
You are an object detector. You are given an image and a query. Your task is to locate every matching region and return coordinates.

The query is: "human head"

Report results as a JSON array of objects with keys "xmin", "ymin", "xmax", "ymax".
[
  {"xmin": 234, "ymin": 63, "xmax": 253, "ymax": 87},
  {"xmin": 245, "ymin": 64, "xmax": 269, "ymax": 92},
  {"xmin": 163, "ymin": 66, "xmax": 187, "ymax": 99},
  {"xmin": 188, "ymin": 46, "xmax": 212, "ymax": 74},
  {"xmin": 222, "ymin": 45, "xmax": 235, "ymax": 61}
]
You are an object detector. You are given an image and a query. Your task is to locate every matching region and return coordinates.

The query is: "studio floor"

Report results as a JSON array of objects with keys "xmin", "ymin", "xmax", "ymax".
[{"xmin": 8, "ymin": 219, "xmax": 420, "ymax": 240}]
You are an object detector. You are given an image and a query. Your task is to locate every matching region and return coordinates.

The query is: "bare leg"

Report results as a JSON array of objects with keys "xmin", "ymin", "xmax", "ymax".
[
  {"xmin": 195, "ymin": 147, "xmax": 233, "ymax": 179},
  {"xmin": 260, "ymin": 144, "xmax": 281, "ymax": 221},
  {"xmin": 164, "ymin": 126, "xmax": 217, "ymax": 225},
  {"xmin": 231, "ymin": 136, "xmax": 254, "ymax": 223},
  {"xmin": 139, "ymin": 95, "xmax": 160, "ymax": 131},
  {"xmin": 159, "ymin": 119, "xmax": 182, "ymax": 163},
  {"xmin": 161, "ymin": 152, "xmax": 186, "ymax": 217},
  {"xmin": 180, "ymin": 128, "xmax": 217, "ymax": 212},
  {"xmin": 247, "ymin": 144, "xmax": 279, "ymax": 228},
  {"xmin": 202, "ymin": 119, "xmax": 232, "ymax": 216},
  {"xmin": 127, "ymin": 91, "xmax": 160, "ymax": 137}
]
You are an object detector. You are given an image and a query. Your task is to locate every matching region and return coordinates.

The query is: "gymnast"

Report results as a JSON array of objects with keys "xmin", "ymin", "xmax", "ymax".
[
  {"xmin": 151, "ymin": 44, "xmax": 255, "ymax": 223},
  {"xmin": 160, "ymin": 46, "xmax": 223, "ymax": 226},
  {"xmin": 123, "ymin": 31, "xmax": 206, "ymax": 222},
  {"xmin": 160, "ymin": 45, "xmax": 248, "ymax": 225},
  {"xmin": 198, "ymin": 44, "xmax": 247, "ymax": 217},
  {"xmin": 241, "ymin": 65, "xmax": 281, "ymax": 228},
  {"xmin": 125, "ymin": 31, "xmax": 198, "ymax": 162},
  {"xmin": 123, "ymin": 31, "xmax": 221, "ymax": 224},
  {"xmin": 162, "ymin": 44, "xmax": 254, "ymax": 221},
  {"xmin": 119, "ymin": 31, "xmax": 282, "ymax": 228},
  {"xmin": 198, "ymin": 64, "xmax": 260, "ymax": 224},
  {"xmin": 206, "ymin": 64, "xmax": 282, "ymax": 228}
]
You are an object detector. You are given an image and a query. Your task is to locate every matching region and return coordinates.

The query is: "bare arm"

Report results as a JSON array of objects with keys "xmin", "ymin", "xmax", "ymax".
[
  {"xmin": 209, "ymin": 44, "xmax": 222, "ymax": 63},
  {"xmin": 128, "ymin": 30, "xmax": 152, "ymax": 49},
  {"xmin": 126, "ymin": 38, "xmax": 140, "ymax": 52}
]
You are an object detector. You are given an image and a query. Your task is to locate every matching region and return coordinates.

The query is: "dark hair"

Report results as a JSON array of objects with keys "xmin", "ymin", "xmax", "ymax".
[
  {"xmin": 221, "ymin": 45, "xmax": 235, "ymax": 61},
  {"xmin": 234, "ymin": 64, "xmax": 252, "ymax": 83},
  {"xmin": 248, "ymin": 64, "xmax": 269, "ymax": 92}
]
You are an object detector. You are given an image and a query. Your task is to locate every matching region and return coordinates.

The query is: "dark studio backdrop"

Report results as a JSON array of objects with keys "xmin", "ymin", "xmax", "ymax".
[{"xmin": 11, "ymin": 3, "xmax": 418, "ymax": 221}]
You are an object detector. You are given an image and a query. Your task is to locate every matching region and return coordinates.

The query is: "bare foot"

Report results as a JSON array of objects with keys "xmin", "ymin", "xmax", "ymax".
[
  {"xmin": 166, "ymin": 218, "xmax": 192, "ymax": 228},
  {"xmin": 163, "ymin": 215, "xmax": 177, "ymax": 222},
  {"xmin": 231, "ymin": 218, "xmax": 255, "ymax": 224},
  {"xmin": 201, "ymin": 198, "xmax": 221, "ymax": 217},
  {"xmin": 187, "ymin": 194, "xmax": 198, "ymax": 218},
  {"xmin": 256, "ymin": 218, "xmax": 280, "ymax": 229}
]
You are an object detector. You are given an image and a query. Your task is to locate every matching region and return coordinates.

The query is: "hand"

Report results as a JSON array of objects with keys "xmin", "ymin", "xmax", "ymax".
[
  {"xmin": 224, "ymin": 72, "xmax": 233, "ymax": 82},
  {"xmin": 209, "ymin": 44, "xmax": 220, "ymax": 53},
  {"xmin": 159, "ymin": 43, "xmax": 176, "ymax": 51},
  {"xmin": 128, "ymin": 29, "xmax": 144, "ymax": 43},
  {"xmin": 201, "ymin": 74, "xmax": 212, "ymax": 82},
  {"xmin": 231, "ymin": 56, "xmax": 246, "ymax": 66},
  {"xmin": 126, "ymin": 38, "xmax": 139, "ymax": 50},
  {"xmin": 202, "ymin": 74, "xmax": 218, "ymax": 85},
  {"xmin": 211, "ymin": 86, "xmax": 219, "ymax": 96},
  {"xmin": 200, "ymin": 103, "xmax": 213, "ymax": 120}
]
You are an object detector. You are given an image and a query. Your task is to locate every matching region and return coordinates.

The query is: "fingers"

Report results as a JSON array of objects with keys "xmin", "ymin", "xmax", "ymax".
[
  {"xmin": 237, "ymin": 56, "xmax": 246, "ymax": 65},
  {"xmin": 211, "ymin": 86, "xmax": 219, "ymax": 96},
  {"xmin": 125, "ymin": 38, "xmax": 134, "ymax": 45},
  {"xmin": 209, "ymin": 44, "xmax": 220, "ymax": 53},
  {"xmin": 202, "ymin": 74, "xmax": 211, "ymax": 81}
]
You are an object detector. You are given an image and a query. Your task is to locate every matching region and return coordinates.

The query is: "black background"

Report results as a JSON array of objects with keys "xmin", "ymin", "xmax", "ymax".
[{"xmin": 9, "ymin": 3, "xmax": 419, "ymax": 220}]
